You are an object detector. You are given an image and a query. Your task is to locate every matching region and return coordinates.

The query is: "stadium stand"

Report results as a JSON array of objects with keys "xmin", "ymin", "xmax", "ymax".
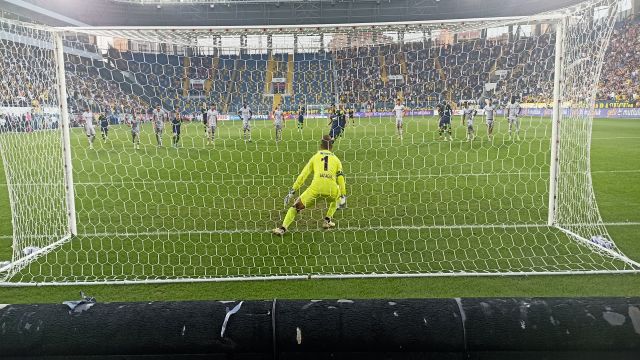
[
  {"xmin": 65, "ymin": 54, "xmax": 147, "ymax": 115},
  {"xmin": 2, "ymin": 15, "xmax": 640, "ymax": 122},
  {"xmin": 290, "ymin": 52, "xmax": 334, "ymax": 109},
  {"xmin": 335, "ymin": 32, "xmax": 557, "ymax": 110},
  {"xmin": 597, "ymin": 16, "xmax": 640, "ymax": 105}
]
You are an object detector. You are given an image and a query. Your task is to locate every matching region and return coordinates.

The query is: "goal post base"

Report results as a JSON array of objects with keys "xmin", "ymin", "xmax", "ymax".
[{"xmin": 0, "ymin": 234, "xmax": 74, "ymax": 283}]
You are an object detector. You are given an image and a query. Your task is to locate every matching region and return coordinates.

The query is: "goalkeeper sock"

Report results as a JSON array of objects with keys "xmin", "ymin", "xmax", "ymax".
[
  {"xmin": 326, "ymin": 201, "xmax": 338, "ymax": 219},
  {"xmin": 282, "ymin": 207, "xmax": 298, "ymax": 229}
]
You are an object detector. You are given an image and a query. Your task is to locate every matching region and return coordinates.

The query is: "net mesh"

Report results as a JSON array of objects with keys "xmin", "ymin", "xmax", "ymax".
[
  {"xmin": 0, "ymin": 22, "xmax": 68, "ymax": 279},
  {"xmin": 0, "ymin": 0, "xmax": 638, "ymax": 284}
]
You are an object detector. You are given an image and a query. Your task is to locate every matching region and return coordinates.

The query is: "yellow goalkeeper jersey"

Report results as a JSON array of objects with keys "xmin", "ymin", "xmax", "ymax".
[{"xmin": 292, "ymin": 150, "xmax": 346, "ymax": 196}]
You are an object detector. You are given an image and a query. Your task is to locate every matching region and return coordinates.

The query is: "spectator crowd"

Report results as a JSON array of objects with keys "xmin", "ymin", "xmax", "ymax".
[
  {"xmin": 597, "ymin": 18, "xmax": 640, "ymax": 106},
  {"xmin": 1, "ymin": 14, "xmax": 640, "ymax": 132}
]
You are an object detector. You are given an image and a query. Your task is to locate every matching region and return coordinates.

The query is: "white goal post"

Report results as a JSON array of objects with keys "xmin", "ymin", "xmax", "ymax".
[
  {"xmin": 54, "ymin": 32, "xmax": 78, "ymax": 237},
  {"xmin": 0, "ymin": 0, "xmax": 639, "ymax": 286}
]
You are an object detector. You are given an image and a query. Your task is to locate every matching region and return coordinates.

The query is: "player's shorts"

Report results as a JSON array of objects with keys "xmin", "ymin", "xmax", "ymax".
[
  {"xmin": 298, "ymin": 115, "xmax": 304, "ymax": 123},
  {"xmin": 243, "ymin": 120, "xmax": 250, "ymax": 131},
  {"xmin": 155, "ymin": 125, "xmax": 163, "ymax": 134},
  {"xmin": 508, "ymin": 117, "xmax": 519, "ymax": 124},
  {"xmin": 329, "ymin": 124, "xmax": 344, "ymax": 139},
  {"xmin": 467, "ymin": 125, "xmax": 474, "ymax": 132},
  {"xmin": 275, "ymin": 122, "xmax": 283, "ymax": 130},
  {"xmin": 85, "ymin": 125, "xmax": 95, "ymax": 137},
  {"xmin": 172, "ymin": 124, "xmax": 181, "ymax": 135},
  {"xmin": 439, "ymin": 117, "xmax": 451, "ymax": 128},
  {"xmin": 131, "ymin": 129, "xmax": 140, "ymax": 136},
  {"xmin": 100, "ymin": 126, "xmax": 108, "ymax": 133},
  {"xmin": 299, "ymin": 184, "xmax": 340, "ymax": 208},
  {"xmin": 396, "ymin": 117, "xmax": 403, "ymax": 126},
  {"xmin": 486, "ymin": 119, "xmax": 494, "ymax": 128}
]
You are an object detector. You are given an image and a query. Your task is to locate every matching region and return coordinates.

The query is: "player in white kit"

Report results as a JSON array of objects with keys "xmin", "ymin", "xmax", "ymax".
[
  {"xmin": 130, "ymin": 109, "xmax": 141, "ymax": 150},
  {"xmin": 507, "ymin": 96, "xmax": 522, "ymax": 140},
  {"xmin": 152, "ymin": 105, "xmax": 166, "ymax": 146},
  {"xmin": 393, "ymin": 99, "xmax": 405, "ymax": 140},
  {"xmin": 461, "ymin": 102, "xmax": 477, "ymax": 142},
  {"xmin": 238, "ymin": 104, "xmax": 253, "ymax": 142},
  {"xmin": 273, "ymin": 105, "xmax": 284, "ymax": 142},
  {"xmin": 484, "ymin": 98, "xmax": 496, "ymax": 142},
  {"xmin": 206, "ymin": 104, "xmax": 219, "ymax": 145},
  {"xmin": 82, "ymin": 108, "xmax": 96, "ymax": 149}
]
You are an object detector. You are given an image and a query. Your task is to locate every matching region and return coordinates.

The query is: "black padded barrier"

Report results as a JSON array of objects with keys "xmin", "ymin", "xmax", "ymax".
[{"xmin": 1, "ymin": 297, "xmax": 639, "ymax": 359}]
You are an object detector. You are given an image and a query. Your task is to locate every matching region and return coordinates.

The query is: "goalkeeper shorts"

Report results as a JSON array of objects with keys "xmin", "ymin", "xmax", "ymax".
[{"xmin": 299, "ymin": 185, "xmax": 340, "ymax": 208}]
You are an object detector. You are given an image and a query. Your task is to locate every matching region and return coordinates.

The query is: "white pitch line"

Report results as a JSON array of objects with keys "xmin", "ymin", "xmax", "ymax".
[
  {"xmin": 0, "ymin": 169, "xmax": 638, "ymax": 187},
  {"xmin": 0, "ymin": 224, "xmax": 552, "ymax": 239},
  {"xmin": 1, "ymin": 222, "xmax": 639, "ymax": 241},
  {"xmin": 71, "ymin": 171, "xmax": 550, "ymax": 186},
  {"xmin": 591, "ymin": 169, "xmax": 640, "ymax": 174},
  {"xmin": 0, "ymin": 224, "xmax": 543, "ymax": 240},
  {"xmin": 600, "ymin": 222, "xmax": 640, "ymax": 226},
  {"xmin": 0, "ymin": 172, "xmax": 548, "ymax": 186},
  {"xmin": 592, "ymin": 136, "xmax": 640, "ymax": 140}
]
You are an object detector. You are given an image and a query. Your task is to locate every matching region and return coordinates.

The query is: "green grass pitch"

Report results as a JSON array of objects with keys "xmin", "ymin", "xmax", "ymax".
[{"xmin": 0, "ymin": 115, "xmax": 638, "ymax": 302}]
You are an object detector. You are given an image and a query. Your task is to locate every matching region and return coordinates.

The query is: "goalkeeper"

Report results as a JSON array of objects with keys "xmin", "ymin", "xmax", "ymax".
[{"xmin": 273, "ymin": 135, "xmax": 347, "ymax": 235}]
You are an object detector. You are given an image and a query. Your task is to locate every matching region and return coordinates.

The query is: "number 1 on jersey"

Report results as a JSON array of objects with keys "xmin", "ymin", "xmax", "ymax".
[{"xmin": 322, "ymin": 156, "xmax": 329, "ymax": 171}]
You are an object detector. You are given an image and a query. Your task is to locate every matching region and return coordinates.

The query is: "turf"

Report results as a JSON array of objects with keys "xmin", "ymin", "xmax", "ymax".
[{"xmin": 0, "ymin": 116, "xmax": 638, "ymax": 302}]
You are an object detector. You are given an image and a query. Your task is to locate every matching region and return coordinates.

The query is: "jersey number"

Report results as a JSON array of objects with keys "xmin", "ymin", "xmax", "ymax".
[{"xmin": 322, "ymin": 156, "xmax": 329, "ymax": 171}]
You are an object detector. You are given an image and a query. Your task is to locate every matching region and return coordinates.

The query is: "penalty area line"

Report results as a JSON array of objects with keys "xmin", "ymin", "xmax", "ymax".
[
  {"xmin": 0, "ymin": 222, "xmax": 639, "ymax": 241},
  {"xmin": 20, "ymin": 223, "xmax": 640, "ymax": 239},
  {"xmin": 1, "ymin": 168, "xmax": 638, "ymax": 187}
]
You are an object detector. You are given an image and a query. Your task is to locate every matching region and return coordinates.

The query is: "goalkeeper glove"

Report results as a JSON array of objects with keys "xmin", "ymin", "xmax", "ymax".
[
  {"xmin": 338, "ymin": 195, "xmax": 347, "ymax": 209},
  {"xmin": 284, "ymin": 189, "xmax": 296, "ymax": 207}
]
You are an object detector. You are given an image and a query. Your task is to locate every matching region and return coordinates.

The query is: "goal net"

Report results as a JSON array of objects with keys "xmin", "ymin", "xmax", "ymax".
[{"xmin": 0, "ymin": 0, "xmax": 638, "ymax": 285}]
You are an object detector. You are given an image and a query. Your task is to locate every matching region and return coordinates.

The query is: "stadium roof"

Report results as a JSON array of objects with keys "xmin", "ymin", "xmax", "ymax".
[
  {"xmin": 1, "ymin": 0, "xmax": 588, "ymax": 27},
  {"xmin": 60, "ymin": 16, "xmax": 559, "ymax": 46},
  {"xmin": 110, "ymin": 0, "xmax": 382, "ymax": 3}
]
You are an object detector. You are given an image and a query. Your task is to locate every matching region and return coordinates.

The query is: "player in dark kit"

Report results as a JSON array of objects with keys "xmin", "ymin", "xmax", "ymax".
[
  {"xmin": 201, "ymin": 103, "xmax": 208, "ymax": 136},
  {"xmin": 347, "ymin": 106, "xmax": 355, "ymax": 127},
  {"xmin": 329, "ymin": 103, "xmax": 336, "ymax": 117},
  {"xmin": 99, "ymin": 113, "xmax": 109, "ymax": 141},
  {"xmin": 436, "ymin": 101, "xmax": 454, "ymax": 141},
  {"xmin": 172, "ymin": 107, "xmax": 183, "ymax": 148},
  {"xmin": 329, "ymin": 104, "xmax": 347, "ymax": 140},
  {"xmin": 297, "ymin": 105, "xmax": 305, "ymax": 131}
]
